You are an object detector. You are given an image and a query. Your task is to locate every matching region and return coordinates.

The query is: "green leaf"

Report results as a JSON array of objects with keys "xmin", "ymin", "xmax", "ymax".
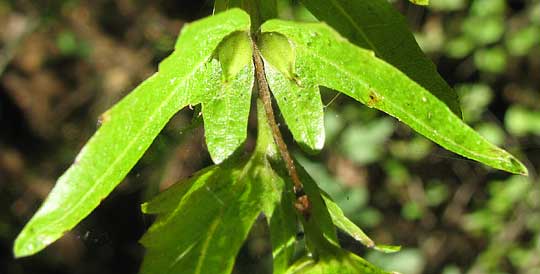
[
  {"xmin": 140, "ymin": 99, "xmax": 285, "ymax": 274},
  {"xmin": 315, "ymin": 182, "xmax": 401, "ymax": 253},
  {"xmin": 268, "ymin": 181, "xmax": 298, "ymax": 274},
  {"xmin": 260, "ymin": 19, "xmax": 528, "ymax": 175},
  {"xmin": 285, "ymin": 244, "xmax": 392, "ymax": 274},
  {"xmin": 140, "ymin": 157, "xmax": 280, "ymax": 274},
  {"xmin": 300, "ymin": 0, "xmax": 462, "ymax": 117},
  {"xmin": 374, "ymin": 245, "xmax": 402, "ymax": 254},
  {"xmin": 252, "ymin": 99, "xmax": 288, "ymax": 216},
  {"xmin": 297, "ymin": 164, "xmax": 339, "ymax": 248},
  {"xmin": 254, "ymin": 99, "xmax": 298, "ymax": 274},
  {"xmin": 280, "ymin": 165, "xmax": 377, "ymax": 273},
  {"xmin": 216, "ymin": 31, "xmax": 253, "ymax": 81},
  {"xmin": 214, "ymin": 0, "xmax": 277, "ymax": 30},
  {"xmin": 259, "ymin": 32, "xmax": 325, "ymax": 153},
  {"xmin": 203, "ymin": 33, "xmax": 254, "ymax": 163},
  {"xmin": 13, "ymin": 8, "xmax": 251, "ymax": 258},
  {"xmin": 366, "ymin": 248, "xmax": 425, "ymax": 274},
  {"xmin": 140, "ymin": 164, "xmax": 250, "ymax": 274},
  {"xmin": 285, "ymin": 165, "xmax": 391, "ymax": 273},
  {"xmin": 285, "ymin": 223, "xmax": 390, "ymax": 274},
  {"xmin": 321, "ymin": 192, "xmax": 374, "ymax": 248},
  {"xmin": 409, "ymin": 0, "xmax": 429, "ymax": 5},
  {"xmin": 258, "ymin": 32, "xmax": 296, "ymax": 79},
  {"xmin": 140, "ymin": 165, "xmax": 219, "ymax": 215}
]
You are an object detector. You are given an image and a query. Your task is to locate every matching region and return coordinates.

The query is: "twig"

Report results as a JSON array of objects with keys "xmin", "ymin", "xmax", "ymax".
[{"xmin": 252, "ymin": 41, "xmax": 311, "ymax": 218}]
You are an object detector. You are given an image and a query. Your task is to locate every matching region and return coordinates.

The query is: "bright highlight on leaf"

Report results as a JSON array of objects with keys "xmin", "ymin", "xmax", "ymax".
[
  {"xmin": 409, "ymin": 0, "xmax": 429, "ymax": 6},
  {"xmin": 260, "ymin": 19, "xmax": 528, "ymax": 175},
  {"xmin": 300, "ymin": 0, "xmax": 459, "ymax": 116},
  {"xmin": 13, "ymin": 8, "xmax": 252, "ymax": 258},
  {"xmin": 284, "ymin": 250, "xmax": 392, "ymax": 274}
]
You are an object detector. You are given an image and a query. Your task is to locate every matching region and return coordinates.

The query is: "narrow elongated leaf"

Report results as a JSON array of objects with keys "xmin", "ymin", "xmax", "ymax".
[
  {"xmin": 285, "ymin": 249, "xmax": 392, "ymax": 274},
  {"xmin": 297, "ymin": 164, "xmax": 339, "ymax": 248},
  {"xmin": 300, "ymin": 0, "xmax": 460, "ymax": 116},
  {"xmin": 409, "ymin": 0, "xmax": 429, "ymax": 5},
  {"xmin": 13, "ymin": 9, "xmax": 251, "ymax": 258},
  {"xmin": 261, "ymin": 20, "xmax": 528, "ymax": 175},
  {"xmin": 202, "ymin": 31, "xmax": 254, "ymax": 163},
  {"xmin": 259, "ymin": 32, "xmax": 325, "ymax": 153},
  {"xmin": 321, "ymin": 192, "xmax": 401, "ymax": 253},
  {"xmin": 140, "ymin": 165, "xmax": 251, "ymax": 274},
  {"xmin": 140, "ymin": 165, "xmax": 219, "ymax": 215},
  {"xmin": 140, "ymin": 99, "xmax": 285, "ymax": 274},
  {"xmin": 268, "ymin": 188, "xmax": 298, "ymax": 274},
  {"xmin": 284, "ymin": 163, "xmax": 391, "ymax": 274},
  {"xmin": 321, "ymin": 192, "xmax": 374, "ymax": 248}
]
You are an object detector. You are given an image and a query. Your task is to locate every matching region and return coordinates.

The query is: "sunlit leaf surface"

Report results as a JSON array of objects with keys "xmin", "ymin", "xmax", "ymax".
[
  {"xmin": 260, "ymin": 19, "xmax": 527, "ymax": 175},
  {"xmin": 409, "ymin": 0, "xmax": 429, "ymax": 5},
  {"xmin": 258, "ymin": 32, "xmax": 325, "ymax": 153},
  {"xmin": 301, "ymin": 0, "xmax": 459, "ymax": 116},
  {"xmin": 140, "ymin": 100, "xmax": 283, "ymax": 274},
  {"xmin": 13, "ymin": 8, "xmax": 251, "ymax": 257},
  {"xmin": 284, "ymin": 250, "xmax": 392, "ymax": 274}
]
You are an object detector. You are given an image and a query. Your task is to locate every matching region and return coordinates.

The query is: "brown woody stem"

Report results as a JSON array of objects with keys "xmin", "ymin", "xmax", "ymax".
[{"xmin": 252, "ymin": 41, "xmax": 311, "ymax": 218}]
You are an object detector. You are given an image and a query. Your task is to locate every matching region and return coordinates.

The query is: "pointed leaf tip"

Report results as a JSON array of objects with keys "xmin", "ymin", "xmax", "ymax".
[
  {"xmin": 14, "ymin": 231, "xmax": 58, "ymax": 258},
  {"xmin": 510, "ymin": 156, "xmax": 528, "ymax": 176},
  {"xmin": 14, "ymin": 8, "xmax": 253, "ymax": 258},
  {"xmin": 260, "ymin": 19, "xmax": 528, "ymax": 175},
  {"xmin": 374, "ymin": 244, "xmax": 402, "ymax": 253}
]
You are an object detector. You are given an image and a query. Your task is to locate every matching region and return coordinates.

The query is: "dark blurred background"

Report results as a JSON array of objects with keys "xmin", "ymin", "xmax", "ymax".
[{"xmin": 0, "ymin": 0, "xmax": 539, "ymax": 274}]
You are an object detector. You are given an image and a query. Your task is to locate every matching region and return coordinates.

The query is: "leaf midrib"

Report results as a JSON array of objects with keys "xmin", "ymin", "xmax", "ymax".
[
  {"xmin": 36, "ymin": 62, "xmax": 205, "ymax": 235},
  {"xmin": 30, "ymin": 19, "xmax": 241, "ymax": 236},
  {"xmin": 326, "ymin": 0, "xmax": 378, "ymax": 54},
  {"xmin": 193, "ymin": 211, "xmax": 223, "ymax": 274}
]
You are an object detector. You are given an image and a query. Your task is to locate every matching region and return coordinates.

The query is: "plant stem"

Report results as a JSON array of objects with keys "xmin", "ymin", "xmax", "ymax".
[{"xmin": 252, "ymin": 41, "xmax": 311, "ymax": 218}]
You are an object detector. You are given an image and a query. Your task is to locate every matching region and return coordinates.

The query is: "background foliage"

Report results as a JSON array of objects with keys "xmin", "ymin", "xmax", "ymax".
[{"xmin": 0, "ymin": 0, "xmax": 538, "ymax": 274}]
